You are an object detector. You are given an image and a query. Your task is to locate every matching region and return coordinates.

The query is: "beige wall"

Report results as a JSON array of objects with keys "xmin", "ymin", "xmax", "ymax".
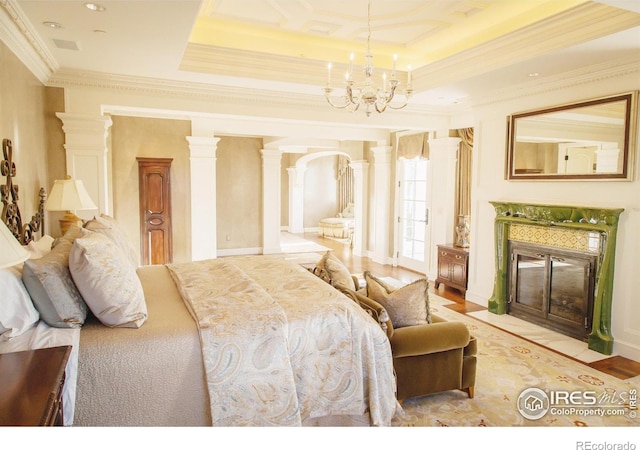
[
  {"xmin": 216, "ymin": 136, "xmax": 263, "ymax": 250},
  {"xmin": 0, "ymin": 40, "xmax": 49, "ymax": 233},
  {"xmin": 110, "ymin": 116, "xmax": 192, "ymax": 264},
  {"xmin": 303, "ymin": 155, "xmax": 338, "ymax": 227}
]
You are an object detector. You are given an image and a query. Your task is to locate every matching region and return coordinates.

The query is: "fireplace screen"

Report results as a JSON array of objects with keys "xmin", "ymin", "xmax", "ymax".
[{"xmin": 508, "ymin": 242, "xmax": 597, "ymax": 341}]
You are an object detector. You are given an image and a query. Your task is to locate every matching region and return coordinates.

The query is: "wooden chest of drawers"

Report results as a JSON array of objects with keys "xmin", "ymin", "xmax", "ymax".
[
  {"xmin": 434, "ymin": 244, "xmax": 469, "ymax": 296},
  {"xmin": 0, "ymin": 346, "xmax": 71, "ymax": 426}
]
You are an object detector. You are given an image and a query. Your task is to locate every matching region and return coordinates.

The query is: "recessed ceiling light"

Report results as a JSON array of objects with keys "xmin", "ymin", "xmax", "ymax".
[
  {"xmin": 84, "ymin": 2, "xmax": 106, "ymax": 12},
  {"xmin": 528, "ymin": 72, "xmax": 540, "ymax": 78},
  {"xmin": 43, "ymin": 21, "xmax": 63, "ymax": 29}
]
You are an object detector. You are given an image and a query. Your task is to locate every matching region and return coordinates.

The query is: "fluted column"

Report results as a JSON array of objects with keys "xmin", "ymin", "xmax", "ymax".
[
  {"xmin": 349, "ymin": 160, "xmax": 369, "ymax": 257},
  {"xmin": 370, "ymin": 145, "xmax": 392, "ymax": 264},
  {"xmin": 261, "ymin": 149, "xmax": 282, "ymax": 254},
  {"xmin": 187, "ymin": 136, "xmax": 220, "ymax": 261}
]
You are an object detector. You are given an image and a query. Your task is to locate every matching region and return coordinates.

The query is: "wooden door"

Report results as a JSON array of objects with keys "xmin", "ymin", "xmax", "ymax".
[{"xmin": 137, "ymin": 157, "xmax": 173, "ymax": 265}]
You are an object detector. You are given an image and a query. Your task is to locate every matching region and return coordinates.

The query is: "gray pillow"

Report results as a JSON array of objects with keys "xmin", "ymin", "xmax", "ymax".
[{"xmin": 22, "ymin": 239, "xmax": 87, "ymax": 328}]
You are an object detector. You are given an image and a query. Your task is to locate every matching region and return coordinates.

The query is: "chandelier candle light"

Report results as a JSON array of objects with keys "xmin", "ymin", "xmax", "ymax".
[{"xmin": 324, "ymin": 1, "xmax": 413, "ymax": 116}]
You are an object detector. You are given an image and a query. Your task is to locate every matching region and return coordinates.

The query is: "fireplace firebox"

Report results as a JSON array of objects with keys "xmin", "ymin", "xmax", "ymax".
[
  {"xmin": 488, "ymin": 201, "xmax": 623, "ymax": 355},
  {"xmin": 508, "ymin": 242, "xmax": 597, "ymax": 341}
]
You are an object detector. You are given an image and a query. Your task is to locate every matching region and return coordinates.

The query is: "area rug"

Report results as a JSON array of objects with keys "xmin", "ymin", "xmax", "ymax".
[{"xmin": 391, "ymin": 294, "xmax": 638, "ymax": 427}]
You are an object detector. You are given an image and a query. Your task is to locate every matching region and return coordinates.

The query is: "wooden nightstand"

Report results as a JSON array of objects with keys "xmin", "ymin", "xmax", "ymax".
[
  {"xmin": 434, "ymin": 244, "xmax": 469, "ymax": 296},
  {"xmin": 0, "ymin": 346, "xmax": 71, "ymax": 426}
]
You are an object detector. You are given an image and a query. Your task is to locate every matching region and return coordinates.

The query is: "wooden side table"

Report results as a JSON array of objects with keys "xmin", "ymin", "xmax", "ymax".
[
  {"xmin": 0, "ymin": 346, "xmax": 71, "ymax": 426},
  {"xmin": 434, "ymin": 244, "xmax": 469, "ymax": 296}
]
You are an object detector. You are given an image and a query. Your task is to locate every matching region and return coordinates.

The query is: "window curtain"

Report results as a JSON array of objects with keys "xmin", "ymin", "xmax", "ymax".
[
  {"xmin": 337, "ymin": 156, "xmax": 353, "ymax": 213},
  {"xmin": 397, "ymin": 133, "xmax": 429, "ymax": 159},
  {"xmin": 455, "ymin": 128, "xmax": 474, "ymax": 218}
]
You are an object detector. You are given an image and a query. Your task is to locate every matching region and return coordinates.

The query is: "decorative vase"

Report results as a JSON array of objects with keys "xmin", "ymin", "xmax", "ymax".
[{"xmin": 455, "ymin": 215, "xmax": 470, "ymax": 248}]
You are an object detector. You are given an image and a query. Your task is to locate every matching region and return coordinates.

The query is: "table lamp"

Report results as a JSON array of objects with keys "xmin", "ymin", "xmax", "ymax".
[
  {"xmin": 0, "ymin": 220, "xmax": 29, "ymax": 268},
  {"xmin": 45, "ymin": 176, "xmax": 97, "ymax": 235}
]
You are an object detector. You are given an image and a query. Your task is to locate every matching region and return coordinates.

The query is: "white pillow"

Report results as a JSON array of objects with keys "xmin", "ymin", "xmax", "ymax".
[
  {"xmin": 24, "ymin": 234, "xmax": 55, "ymax": 259},
  {"xmin": 0, "ymin": 265, "xmax": 39, "ymax": 340},
  {"xmin": 83, "ymin": 214, "xmax": 138, "ymax": 268},
  {"xmin": 69, "ymin": 229, "xmax": 147, "ymax": 328}
]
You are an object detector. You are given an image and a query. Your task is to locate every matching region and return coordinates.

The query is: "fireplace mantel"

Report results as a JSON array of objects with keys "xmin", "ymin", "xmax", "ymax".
[{"xmin": 488, "ymin": 201, "xmax": 624, "ymax": 354}]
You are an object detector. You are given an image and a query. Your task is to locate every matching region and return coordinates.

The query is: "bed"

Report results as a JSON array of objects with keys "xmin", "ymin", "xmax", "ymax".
[{"xmin": 0, "ymin": 140, "xmax": 398, "ymax": 427}]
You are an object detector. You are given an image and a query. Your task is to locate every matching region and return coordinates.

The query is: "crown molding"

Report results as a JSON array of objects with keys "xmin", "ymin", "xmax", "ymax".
[
  {"xmin": 469, "ymin": 55, "xmax": 640, "ymax": 109},
  {"xmin": 46, "ymin": 67, "xmax": 446, "ymax": 116},
  {"xmin": 0, "ymin": 0, "xmax": 57, "ymax": 83},
  {"xmin": 411, "ymin": 2, "xmax": 640, "ymax": 91}
]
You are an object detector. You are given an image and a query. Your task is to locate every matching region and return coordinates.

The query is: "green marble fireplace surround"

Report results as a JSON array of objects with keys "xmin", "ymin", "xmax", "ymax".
[{"xmin": 488, "ymin": 201, "xmax": 624, "ymax": 355}]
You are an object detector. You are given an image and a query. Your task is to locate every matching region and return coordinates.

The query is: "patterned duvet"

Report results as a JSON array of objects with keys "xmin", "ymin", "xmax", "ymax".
[{"xmin": 167, "ymin": 255, "xmax": 399, "ymax": 426}]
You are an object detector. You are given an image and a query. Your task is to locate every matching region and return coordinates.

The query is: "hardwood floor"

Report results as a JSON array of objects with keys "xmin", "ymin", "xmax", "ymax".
[{"xmin": 302, "ymin": 232, "xmax": 640, "ymax": 380}]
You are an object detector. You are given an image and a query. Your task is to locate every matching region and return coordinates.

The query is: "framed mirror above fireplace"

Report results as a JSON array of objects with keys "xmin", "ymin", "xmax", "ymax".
[{"xmin": 506, "ymin": 91, "xmax": 638, "ymax": 180}]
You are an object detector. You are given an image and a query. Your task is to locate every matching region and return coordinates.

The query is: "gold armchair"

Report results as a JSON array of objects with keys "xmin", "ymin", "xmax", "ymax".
[
  {"xmin": 312, "ymin": 251, "xmax": 476, "ymax": 401},
  {"xmin": 341, "ymin": 287, "xmax": 477, "ymax": 401}
]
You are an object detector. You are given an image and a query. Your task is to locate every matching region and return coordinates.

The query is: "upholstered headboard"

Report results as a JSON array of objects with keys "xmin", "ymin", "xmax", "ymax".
[{"xmin": 1, "ymin": 138, "xmax": 46, "ymax": 245}]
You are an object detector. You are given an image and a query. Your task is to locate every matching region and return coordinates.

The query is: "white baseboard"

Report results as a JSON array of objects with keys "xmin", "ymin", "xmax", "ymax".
[
  {"xmin": 464, "ymin": 290, "xmax": 489, "ymax": 307},
  {"xmin": 216, "ymin": 247, "xmax": 262, "ymax": 257},
  {"xmin": 612, "ymin": 339, "xmax": 640, "ymax": 362}
]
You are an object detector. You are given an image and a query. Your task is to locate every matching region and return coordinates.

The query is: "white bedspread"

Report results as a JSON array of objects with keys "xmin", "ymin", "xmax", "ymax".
[
  {"xmin": 0, "ymin": 322, "xmax": 80, "ymax": 426},
  {"xmin": 167, "ymin": 255, "xmax": 398, "ymax": 426}
]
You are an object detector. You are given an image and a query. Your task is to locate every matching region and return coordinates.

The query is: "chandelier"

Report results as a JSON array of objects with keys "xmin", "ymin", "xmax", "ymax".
[{"xmin": 323, "ymin": 1, "xmax": 413, "ymax": 116}]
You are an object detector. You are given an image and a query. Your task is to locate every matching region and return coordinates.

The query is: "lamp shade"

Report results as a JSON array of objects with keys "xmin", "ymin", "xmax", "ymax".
[
  {"xmin": 0, "ymin": 220, "xmax": 29, "ymax": 269},
  {"xmin": 45, "ymin": 177, "xmax": 97, "ymax": 211}
]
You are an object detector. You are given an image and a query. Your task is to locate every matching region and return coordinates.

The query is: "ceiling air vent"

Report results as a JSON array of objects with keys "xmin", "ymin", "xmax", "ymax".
[{"xmin": 52, "ymin": 39, "xmax": 80, "ymax": 51}]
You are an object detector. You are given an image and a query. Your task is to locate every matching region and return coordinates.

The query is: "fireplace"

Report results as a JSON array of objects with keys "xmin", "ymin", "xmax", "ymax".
[
  {"xmin": 508, "ymin": 241, "xmax": 597, "ymax": 341},
  {"xmin": 488, "ymin": 202, "xmax": 624, "ymax": 355}
]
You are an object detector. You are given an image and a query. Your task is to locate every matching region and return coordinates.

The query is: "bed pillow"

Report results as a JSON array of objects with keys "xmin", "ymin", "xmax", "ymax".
[
  {"xmin": 315, "ymin": 251, "xmax": 356, "ymax": 291},
  {"xmin": 69, "ymin": 229, "xmax": 147, "ymax": 328},
  {"xmin": 24, "ymin": 234, "xmax": 55, "ymax": 259},
  {"xmin": 22, "ymin": 239, "xmax": 88, "ymax": 328},
  {"xmin": 0, "ymin": 265, "xmax": 40, "ymax": 340},
  {"xmin": 364, "ymin": 271, "xmax": 431, "ymax": 328},
  {"xmin": 52, "ymin": 224, "xmax": 83, "ymax": 248},
  {"xmin": 84, "ymin": 214, "xmax": 138, "ymax": 268}
]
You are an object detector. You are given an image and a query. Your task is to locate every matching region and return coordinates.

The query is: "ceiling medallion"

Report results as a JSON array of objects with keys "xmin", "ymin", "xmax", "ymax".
[{"xmin": 323, "ymin": 1, "xmax": 413, "ymax": 116}]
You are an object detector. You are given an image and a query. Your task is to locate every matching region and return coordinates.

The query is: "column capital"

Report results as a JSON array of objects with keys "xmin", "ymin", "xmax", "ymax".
[
  {"xmin": 286, "ymin": 166, "xmax": 306, "ymax": 186},
  {"xmin": 55, "ymin": 112, "xmax": 113, "ymax": 149},
  {"xmin": 261, "ymin": 148, "xmax": 283, "ymax": 159},
  {"xmin": 186, "ymin": 136, "xmax": 220, "ymax": 158},
  {"xmin": 349, "ymin": 160, "xmax": 370, "ymax": 171},
  {"xmin": 370, "ymin": 145, "xmax": 392, "ymax": 165}
]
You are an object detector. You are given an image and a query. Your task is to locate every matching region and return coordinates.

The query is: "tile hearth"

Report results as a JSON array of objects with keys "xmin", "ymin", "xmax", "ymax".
[{"xmin": 467, "ymin": 309, "xmax": 611, "ymax": 364}]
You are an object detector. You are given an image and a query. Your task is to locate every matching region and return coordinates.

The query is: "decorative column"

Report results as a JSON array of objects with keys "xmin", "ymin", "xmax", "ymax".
[
  {"xmin": 186, "ymin": 136, "xmax": 220, "ymax": 261},
  {"xmin": 427, "ymin": 137, "xmax": 461, "ymax": 279},
  {"xmin": 55, "ymin": 113, "xmax": 112, "ymax": 217},
  {"xmin": 349, "ymin": 160, "xmax": 369, "ymax": 257},
  {"xmin": 370, "ymin": 145, "xmax": 392, "ymax": 264},
  {"xmin": 286, "ymin": 165, "xmax": 306, "ymax": 234},
  {"xmin": 261, "ymin": 149, "xmax": 282, "ymax": 254}
]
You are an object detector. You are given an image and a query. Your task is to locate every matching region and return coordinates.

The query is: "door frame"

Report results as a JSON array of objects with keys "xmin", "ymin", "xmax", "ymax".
[{"xmin": 392, "ymin": 132, "xmax": 433, "ymax": 275}]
